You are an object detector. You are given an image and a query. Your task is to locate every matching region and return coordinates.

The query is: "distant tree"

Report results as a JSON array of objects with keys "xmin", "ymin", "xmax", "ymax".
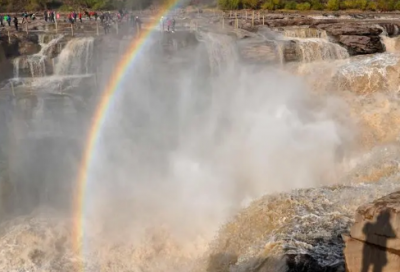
[
  {"xmin": 261, "ymin": 0, "xmax": 274, "ymax": 9},
  {"xmin": 218, "ymin": 0, "xmax": 240, "ymax": 9},
  {"xmin": 377, "ymin": 0, "xmax": 395, "ymax": 10},
  {"xmin": 310, "ymin": 0, "xmax": 324, "ymax": 10},
  {"xmin": 326, "ymin": 0, "xmax": 340, "ymax": 10},
  {"xmin": 367, "ymin": 0, "xmax": 377, "ymax": 10},
  {"xmin": 296, "ymin": 1, "xmax": 311, "ymax": 10},
  {"xmin": 341, "ymin": 0, "xmax": 357, "ymax": 9},
  {"xmin": 284, "ymin": 0, "xmax": 297, "ymax": 9},
  {"xmin": 395, "ymin": 0, "xmax": 400, "ymax": 10},
  {"xmin": 355, "ymin": 0, "xmax": 368, "ymax": 9},
  {"xmin": 261, "ymin": 0, "xmax": 281, "ymax": 9},
  {"xmin": 242, "ymin": 0, "xmax": 258, "ymax": 9}
]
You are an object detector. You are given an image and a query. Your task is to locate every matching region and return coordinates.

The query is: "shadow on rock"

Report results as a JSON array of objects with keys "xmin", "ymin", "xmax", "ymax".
[{"xmin": 361, "ymin": 210, "xmax": 396, "ymax": 272}]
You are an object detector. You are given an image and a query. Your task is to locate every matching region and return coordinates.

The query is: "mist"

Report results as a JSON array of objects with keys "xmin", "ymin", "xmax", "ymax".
[
  {"xmin": 82, "ymin": 33, "xmax": 354, "ymax": 257},
  {"xmin": 0, "ymin": 31, "xmax": 356, "ymax": 271}
]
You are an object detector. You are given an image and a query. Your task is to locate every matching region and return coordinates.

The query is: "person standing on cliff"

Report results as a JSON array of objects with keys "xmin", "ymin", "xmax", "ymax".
[
  {"xmin": 79, "ymin": 12, "xmax": 83, "ymax": 23},
  {"xmin": 13, "ymin": 16, "xmax": 18, "ymax": 31},
  {"xmin": 21, "ymin": 11, "xmax": 28, "ymax": 24},
  {"xmin": 44, "ymin": 10, "xmax": 48, "ymax": 22},
  {"xmin": 135, "ymin": 16, "xmax": 142, "ymax": 32},
  {"xmin": 0, "ymin": 15, "xmax": 4, "ymax": 27},
  {"xmin": 68, "ymin": 13, "xmax": 74, "ymax": 24},
  {"xmin": 6, "ymin": 15, "xmax": 11, "ymax": 26},
  {"xmin": 49, "ymin": 11, "xmax": 55, "ymax": 23}
]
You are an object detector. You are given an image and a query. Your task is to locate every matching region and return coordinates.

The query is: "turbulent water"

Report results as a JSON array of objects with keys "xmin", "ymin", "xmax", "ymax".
[
  {"xmin": 0, "ymin": 24, "xmax": 400, "ymax": 272},
  {"xmin": 13, "ymin": 35, "xmax": 64, "ymax": 78},
  {"xmin": 278, "ymin": 27, "xmax": 349, "ymax": 63}
]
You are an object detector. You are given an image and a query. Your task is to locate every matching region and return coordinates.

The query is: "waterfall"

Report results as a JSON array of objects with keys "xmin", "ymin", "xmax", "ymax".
[
  {"xmin": 197, "ymin": 32, "xmax": 238, "ymax": 74},
  {"xmin": 277, "ymin": 27, "xmax": 349, "ymax": 63},
  {"xmin": 13, "ymin": 58, "xmax": 20, "ymax": 78},
  {"xmin": 295, "ymin": 38, "xmax": 349, "ymax": 62},
  {"xmin": 381, "ymin": 35, "xmax": 400, "ymax": 53},
  {"xmin": 283, "ymin": 27, "xmax": 328, "ymax": 39},
  {"xmin": 13, "ymin": 35, "xmax": 64, "ymax": 78},
  {"xmin": 54, "ymin": 37, "xmax": 94, "ymax": 76}
]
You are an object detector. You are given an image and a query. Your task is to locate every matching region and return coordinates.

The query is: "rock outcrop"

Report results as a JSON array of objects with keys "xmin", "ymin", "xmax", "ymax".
[
  {"xmin": 0, "ymin": 33, "xmax": 41, "ymax": 58},
  {"xmin": 338, "ymin": 35, "xmax": 384, "ymax": 55},
  {"xmin": 344, "ymin": 190, "xmax": 400, "ymax": 272},
  {"xmin": 0, "ymin": 45, "xmax": 13, "ymax": 82},
  {"xmin": 315, "ymin": 23, "xmax": 384, "ymax": 55},
  {"xmin": 316, "ymin": 23, "xmax": 383, "ymax": 36}
]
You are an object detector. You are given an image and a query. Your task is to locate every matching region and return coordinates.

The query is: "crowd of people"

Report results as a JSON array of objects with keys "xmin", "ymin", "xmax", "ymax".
[
  {"xmin": 0, "ymin": 14, "xmax": 23, "ymax": 31},
  {"xmin": 0, "ymin": 9, "xmax": 177, "ymax": 35}
]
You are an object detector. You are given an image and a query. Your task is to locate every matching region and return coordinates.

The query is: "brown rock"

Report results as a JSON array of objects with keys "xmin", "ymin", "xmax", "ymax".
[
  {"xmin": 343, "ymin": 234, "xmax": 400, "ymax": 272},
  {"xmin": 338, "ymin": 35, "xmax": 384, "ymax": 55},
  {"xmin": 317, "ymin": 23, "xmax": 383, "ymax": 36},
  {"xmin": 350, "ymin": 191, "xmax": 400, "ymax": 251},
  {"xmin": 0, "ymin": 44, "xmax": 13, "ymax": 81},
  {"xmin": 18, "ymin": 41, "xmax": 41, "ymax": 56},
  {"xmin": 237, "ymin": 39, "xmax": 302, "ymax": 64},
  {"xmin": 237, "ymin": 40, "xmax": 280, "ymax": 64},
  {"xmin": 0, "ymin": 33, "xmax": 40, "ymax": 57},
  {"xmin": 265, "ymin": 18, "xmax": 314, "ymax": 28},
  {"xmin": 265, "ymin": 14, "xmax": 285, "ymax": 20},
  {"xmin": 344, "ymin": 191, "xmax": 400, "ymax": 272},
  {"xmin": 379, "ymin": 23, "xmax": 400, "ymax": 36}
]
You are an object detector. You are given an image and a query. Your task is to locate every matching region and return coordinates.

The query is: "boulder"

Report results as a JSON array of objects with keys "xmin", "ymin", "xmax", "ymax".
[
  {"xmin": 18, "ymin": 41, "xmax": 41, "ymax": 56},
  {"xmin": 317, "ymin": 23, "xmax": 383, "ymax": 36},
  {"xmin": 350, "ymin": 191, "xmax": 400, "ymax": 251},
  {"xmin": 338, "ymin": 35, "xmax": 384, "ymax": 55},
  {"xmin": 343, "ymin": 235, "xmax": 400, "ymax": 272},
  {"xmin": 344, "ymin": 191, "xmax": 400, "ymax": 272},
  {"xmin": 0, "ymin": 33, "xmax": 40, "ymax": 57}
]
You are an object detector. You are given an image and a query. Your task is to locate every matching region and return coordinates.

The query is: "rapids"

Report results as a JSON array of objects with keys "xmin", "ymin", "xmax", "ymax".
[{"xmin": 0, "ymin": 21, "xmax": 399, "ymax": 272}]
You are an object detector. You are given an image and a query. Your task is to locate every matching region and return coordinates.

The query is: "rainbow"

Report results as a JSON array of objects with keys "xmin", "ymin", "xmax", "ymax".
[{"xmin": 73, "ymin": 2, "xmax": 183, "ymax": 269}]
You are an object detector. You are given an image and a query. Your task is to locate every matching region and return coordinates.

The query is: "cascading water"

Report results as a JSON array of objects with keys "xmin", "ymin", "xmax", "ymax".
[
  {"xmin": 54, "ymin": 37, "xmax": 94, "ymax": 76},
  {"xmin": 13, "ymin": 35, "xmax": 64, "ymax": 78},
  {"xmin": 277, "ymin": 27, "xmax": 349, "ymax": 63},
  {"xmin": 294, "ymin": 38, "xmax": 349, "ymax": 62},
  {"xmin": 381, "ymin": 35, "xmax": 400, "ymax": 53},
  {"xmin": 11, "ymin": 37, "xmax": 95, "ymax": 94},
  {"xmin": 197, "ymin": 32, "xmax": 238, "ymax": 74},
  {"xmin": 283, "ymin": 27, "xmax": 328, "ymax": 39}
]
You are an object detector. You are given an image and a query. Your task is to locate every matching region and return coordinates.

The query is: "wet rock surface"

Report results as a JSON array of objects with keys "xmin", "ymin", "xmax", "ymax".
[
  {"xmin": 316, "ymin": 23, "xmax": 383, "ymax": 36},
  {"xmin": 207, "ymin": 181, "xmax": 400, "ymax": 272},
  {"xmin": 0, "ymin": 33, "xmax": 41, "ymax": 58},
  {"xmin": 344, "ymin": 191, "xmax": 400, "ymax": 272},
  {"xmin": 338, "ymin": 35, "xmax": 384, "ymax": 55},
  {"xmin": 237, "ymin": 40, "xmax": 281, "ymax": 64}
]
